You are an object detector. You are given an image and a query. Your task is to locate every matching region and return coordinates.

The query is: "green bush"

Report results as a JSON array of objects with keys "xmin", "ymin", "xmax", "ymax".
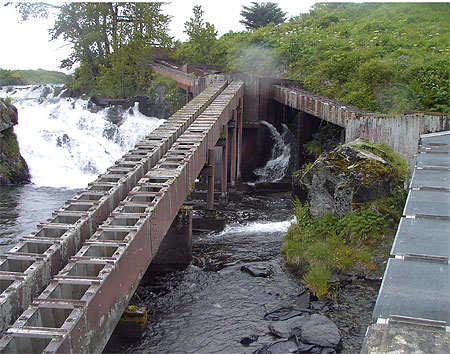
[
  {"xmin": 148, "ymin": 73, "xmax": 185, "ymax": 113},
  {"xmin": 302, "ymin": 262, "xmax": 331, "ymax": 299},
  {"xmin": 283, "ymin": 185, "xmax": 406, "ymax": 298}
]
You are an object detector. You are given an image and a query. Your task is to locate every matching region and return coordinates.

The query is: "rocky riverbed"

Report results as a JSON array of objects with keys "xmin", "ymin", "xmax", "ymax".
[{"xmin": 105, "ymin": 192, "xmax": 381, "ymax": 353}]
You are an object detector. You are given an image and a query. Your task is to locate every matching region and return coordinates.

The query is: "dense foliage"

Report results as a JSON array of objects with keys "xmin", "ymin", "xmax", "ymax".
[
  {"xmin": 216, "ymin": 2, "xmax": 449, "ymax": 113},
  {"xmin": 12, "ymin": 2, "xmax": 448, "ymax": 113},
  {"xmin": 0, "ymin": 69, "xmax": 71, "ymax": 85},
  {"xmin": 50, "ymin": 2, "xmax": 171, "ymax": 97},
  {"xmin": 173, "ymin": 5, "xmax": 218, "ymax": 65},
  {"xmin": 239, "ymin": 2, "xmax": 287, "ymax": 30}
]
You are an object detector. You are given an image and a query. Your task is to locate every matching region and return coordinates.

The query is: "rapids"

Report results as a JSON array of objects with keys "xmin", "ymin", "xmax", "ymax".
[{"xmin": 1, "ymin": 84, "xmax": 163, "ymax": 188}]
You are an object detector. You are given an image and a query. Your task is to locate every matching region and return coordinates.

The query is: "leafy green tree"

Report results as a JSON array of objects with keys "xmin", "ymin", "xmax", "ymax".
[
  {"xmin": 50, "ymin": 3, "xmax": 171, "ymax": 90},
  {"xmin": 14, "ymin": 2, "xmax": 172, "ymax": 95},
  {"xmin": 239, "ymin": 2, "xmax": 286, "ymax": 30},
  {"xmin": 174, "ymin": 5, "xmax": 218, "ymax": 65},
  {"xmin": 96, "ymin": 40, "xmax": 154, "ymax": 98}
]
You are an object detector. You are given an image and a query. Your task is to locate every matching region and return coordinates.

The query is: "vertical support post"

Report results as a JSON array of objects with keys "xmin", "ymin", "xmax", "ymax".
[
  {"xmin": 230, "ymin": 109, "xmax": 237, "ymax": 185},
  {"xmin": 237, "ymin": 97, "xmax": 243, "ymax": 180},
  {"xmin": 221, "ymin": 125, "xmax": 228, "ymax": 197},
  {"xmin": 151, "ymin": 205, "xmax": 193, "ymax": 266},
  {"xmin": 207, "ymin": 148, "xmax": 215, "ymax": 210},
  {"xmin": 185, "ymin": 88, "xmax": 190, "ymax": 104}
]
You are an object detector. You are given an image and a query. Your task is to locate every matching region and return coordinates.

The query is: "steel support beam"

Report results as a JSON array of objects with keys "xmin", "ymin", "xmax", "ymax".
[
  {"xmin": 207, "ymin": 148, "xmax": 215, "ymax": 210},
  {"xmin": 221, "ymin": 125, "xmax": 228, "ymax": 196}
]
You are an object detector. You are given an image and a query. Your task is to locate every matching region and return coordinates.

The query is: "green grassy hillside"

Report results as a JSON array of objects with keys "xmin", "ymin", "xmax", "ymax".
[
  {"xmin": 0, "ymin": 69, "xmax": 72, "ymax": 85},
  {"xmin": 215, "ymin": 3, "xmax": 449, "ymax": 113}
]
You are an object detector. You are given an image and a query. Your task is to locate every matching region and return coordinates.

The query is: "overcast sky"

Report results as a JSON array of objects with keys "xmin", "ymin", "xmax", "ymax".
[{"xmin": 0, "ymin": 0, "xmax": 318, "ymax": 73}]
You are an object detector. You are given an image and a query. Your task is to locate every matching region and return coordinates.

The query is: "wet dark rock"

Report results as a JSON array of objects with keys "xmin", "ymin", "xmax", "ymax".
[
  {"xmin": 296, "ymin": 342, "xmax": 317, "ymax": 352},
  {"xmin": 0, "ymin": 100, "xmax": 17, "ymax": 130},
  {"xmin": 56, "ymin": 133, "xmax": 71, "ymax": 147},
  {"xmin": 310, "ymin": 301, "xmax": 329, "ymax": 312},
  {"xmin": 88, "ymin": 86, "xmax": 172, "ymax": 119},
  {"xmin": 106, "ymin": 106, "xmax": 125, "ymax": 126},
  {"xmin": 241, "ymin": 264, "xmax": 272, "ymax": 277},
  {"xmin": 301, "ymin": 314, "xmax": 341, "ymax": 349},
  {"xmin": 268, "ymin": 314, "xmax": 310, "ymax": 338},
  {"xmin": 266, "ymin": 339, "xmax": 298, "ymax": 353},
  {"xmin": 253, "ymin": 339, "xmax": 298, "ymax": 354},
  {"xmin": 0, "ymin": 100, "xmax": 30, "ymax": 186},
  {"xmin": 240, "ymin": 334, "xmax": 259, "ymax": 346},
  {"xmin": 294, "ymin": 291, "xmax": 311, "ymax": 309},
  {"xmin": 264, "ymin": 307, "xmax": 314, "ymax": 321}
]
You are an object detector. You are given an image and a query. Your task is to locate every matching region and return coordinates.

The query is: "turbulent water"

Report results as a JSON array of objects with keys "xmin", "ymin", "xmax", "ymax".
[
  {"xmin": 1, "ymin": 85, "xmax": 163, "ymax": 188},
  {"xmin": 254, "ymin": 121, "xmax": 291, "ymax": 183},
  {"xmin": 0, "ymin": 84, "xmax": 163, "ymax": 251},
  {"xmin": 106, "ymin": 194, "xmax": 300, "ymax": 354}
]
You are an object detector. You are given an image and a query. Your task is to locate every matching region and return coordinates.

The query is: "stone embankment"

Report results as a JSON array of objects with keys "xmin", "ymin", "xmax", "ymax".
[{"xmin": 0, "ymin": 99, "xmax": 30, "ymax": 185}]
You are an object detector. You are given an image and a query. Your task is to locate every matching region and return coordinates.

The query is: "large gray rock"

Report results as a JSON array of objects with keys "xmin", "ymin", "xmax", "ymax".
[
  {"xmin": 293, "ymin": 139, "xmax": 401, "ymax": 218},
  {"xmin": 301, "ymin": 314, "xmax": 341, "ymax": 349},
  {"xmin": 0, "ymin": 100, "xmax": 17, "ymax": 132},
  {"xmin": 268, "ymin": 314, "xmax": 310, "ymax": 338}
]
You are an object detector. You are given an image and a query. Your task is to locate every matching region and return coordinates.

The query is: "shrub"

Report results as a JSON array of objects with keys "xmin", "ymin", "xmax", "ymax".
[{"xmin": 302, "ymin": 262, "xmax": 331, "ymax": 299}]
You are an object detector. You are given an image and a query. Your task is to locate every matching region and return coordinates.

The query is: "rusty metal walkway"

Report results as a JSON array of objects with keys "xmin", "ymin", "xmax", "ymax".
[
  {"xmin": 0, "ymin": 81, "xmax": 244, "ymax": 353},
  {"xmin": 272, "ymin": 85, "xmax": 374, "ymax": 127}
]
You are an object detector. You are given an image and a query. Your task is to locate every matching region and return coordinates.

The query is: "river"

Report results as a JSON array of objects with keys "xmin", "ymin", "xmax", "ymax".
[{"xmin": 0, "ymin": 85, "xmax": 376, "ymax": 353}]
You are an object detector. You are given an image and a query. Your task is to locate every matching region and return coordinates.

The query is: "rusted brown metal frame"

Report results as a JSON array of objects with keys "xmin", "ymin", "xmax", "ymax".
[
  {"xmin": 0, "ymin": 82, "xmax": 244, "ymax": 353},
  {"xmin": 0, "ymin": 82, "xmax": 228, "ymax": 337}
]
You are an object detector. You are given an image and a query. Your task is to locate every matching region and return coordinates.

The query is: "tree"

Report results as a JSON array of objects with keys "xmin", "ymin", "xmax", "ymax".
[
  {"xmin": 174, "ymin": 5, "xmax": 218, "ymax": 65},
  {"xmin": 240, "ymin": 2, "xmax": 287, "ymax": 30},
  {"xmin": 13, "ymin": 2, "xmax": 172, "ymax": 94}
]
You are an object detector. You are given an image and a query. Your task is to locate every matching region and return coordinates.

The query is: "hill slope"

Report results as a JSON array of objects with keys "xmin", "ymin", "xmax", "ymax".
[
  {"xmin": 0, "ymin": 69, "xmax": 72, "ymax": 85},
  {"xmin": 217, "ymin": 3, "xmax": 449, "ymax": 113}
]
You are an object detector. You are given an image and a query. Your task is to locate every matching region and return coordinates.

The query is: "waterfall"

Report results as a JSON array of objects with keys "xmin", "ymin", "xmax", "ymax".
[
  {"xmin": 254, "ymin": 121, "xmax": 291, "ymax": 183},
  {"xmin": 0, "ymin": 85, "xmax": 164, "ymax": 188}
]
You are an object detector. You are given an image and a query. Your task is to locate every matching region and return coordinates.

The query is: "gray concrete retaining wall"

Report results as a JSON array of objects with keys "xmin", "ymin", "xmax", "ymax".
[{"xmin": 345, "ymin": 113, "xmax": 450, "ymax": 170}]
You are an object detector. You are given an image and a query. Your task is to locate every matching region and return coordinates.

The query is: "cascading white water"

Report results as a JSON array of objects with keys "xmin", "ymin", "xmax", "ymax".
[
  {"xmin": 254, "ymin": 121, "xmax": 291, "ymax": 182},
  {"xmin": 0, "ymin": 85, "xmax": 164, "ymax": 188}
]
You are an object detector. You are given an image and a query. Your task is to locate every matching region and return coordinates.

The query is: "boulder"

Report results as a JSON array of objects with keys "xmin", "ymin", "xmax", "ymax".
[
  {"xmin": 0, "ymin": 100, "xmax": 30, "ymax": 185},
  {"xmin": 88, "ymin": 86, "xmax": 172, "ymax": 119},
  {"xmin": 241, "ymin": 264, "xmax": 272, "ymax": 278},
  {"xmin": 0, "ymin": 100, "xmax": 18, "ymax": 131},
  {"xmin": 268, "ymin": 314, "xmax": 310, "ymax": 338},
  {"xmin": 301, "ymin": 314, "xmax": 341, "ymax": 349},
  {"xmin": 293, "ymin": 139, "xmax": 402, "ymax": 218}
]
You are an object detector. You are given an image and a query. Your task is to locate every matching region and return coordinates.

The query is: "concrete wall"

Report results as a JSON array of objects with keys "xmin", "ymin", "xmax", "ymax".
[{"xmin": 345, "ymin": 113, "xmax": 450, "ymax": 169}]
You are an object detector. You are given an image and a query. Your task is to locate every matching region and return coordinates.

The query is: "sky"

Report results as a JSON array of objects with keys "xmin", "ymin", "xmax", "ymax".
[{"xmin": 0, "ymin": 0, "xmax": 317, "ymax": 73}]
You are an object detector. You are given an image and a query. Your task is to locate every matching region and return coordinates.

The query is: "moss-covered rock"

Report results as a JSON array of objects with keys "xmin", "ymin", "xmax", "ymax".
[
  {"xmin": 0, "ymin": 99, "xmax": 30, "ymax": 186},
  {"xmin": 293, "ymin": 139, "xmax": 408, "ymax": 218}
]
